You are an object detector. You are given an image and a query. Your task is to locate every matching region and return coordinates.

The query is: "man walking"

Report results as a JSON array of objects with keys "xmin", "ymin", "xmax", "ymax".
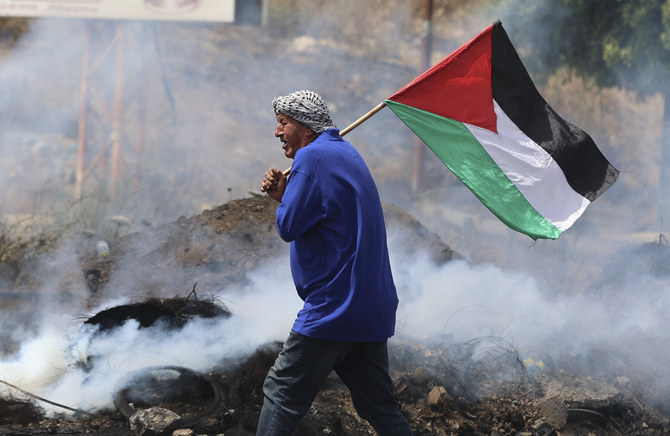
[{"xmin": 258, "ymin": 90, "xmax": 413, "ymax": 435}]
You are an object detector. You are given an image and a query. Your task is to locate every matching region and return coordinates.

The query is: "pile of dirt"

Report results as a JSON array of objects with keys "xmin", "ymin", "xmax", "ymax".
[
  {"xmin": 79, "ymin": 195, "xmax": 457, "ymax": 301},
  {"xmin": 2, "ymin": 197, "xmax": 670, "ymax": 435}
]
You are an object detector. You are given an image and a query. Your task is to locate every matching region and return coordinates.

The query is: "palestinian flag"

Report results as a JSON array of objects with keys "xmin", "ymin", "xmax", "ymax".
[{"xmin": 385, "ymin": 21, "xmax": 619, "ymax": 239}]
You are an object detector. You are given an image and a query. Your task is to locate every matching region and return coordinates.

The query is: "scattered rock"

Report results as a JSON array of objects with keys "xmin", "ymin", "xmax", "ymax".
[
  {"xmin": 129, "ymin": 407, "xmax": 181, "ymax": 436},
  {"xmin": 427, "ymin": 385, "xmax": 451, "ymax": 408},
  {"xmin": 536, "ymin": 396, "xmax": 568, "ymax": 430}
]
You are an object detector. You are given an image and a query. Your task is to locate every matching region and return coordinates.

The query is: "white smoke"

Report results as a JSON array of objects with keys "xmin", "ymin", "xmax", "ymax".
[
  {"xmin": 394, "ymin": 254, "xmax": 670, "ymax": 356},
  {"xmin": 3, "ymin": 243, "xmax": 669, "ymax": 414},
  {"xmin": 1, "ymin": 257, "xmax": 299, "ymax": 413}
]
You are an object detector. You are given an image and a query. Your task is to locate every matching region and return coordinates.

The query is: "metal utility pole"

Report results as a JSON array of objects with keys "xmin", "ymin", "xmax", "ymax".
[
  {"xmin": 411, "ymin": 0, "xmax": 433, "ymax": 193},
  {"xmin": 75, "ymin": 22, "xmax": 129, "ymax": 202},
  {"xmin": 110, "ymin": 26, "xmax": 125, "ymax": 199},
  {"xmin": 75, "ymin": 24, "xmax": 91, "ymax": 201}
]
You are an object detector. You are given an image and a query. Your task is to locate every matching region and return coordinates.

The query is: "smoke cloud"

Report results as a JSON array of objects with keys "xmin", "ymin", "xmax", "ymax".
[{"xmin": 3, "ymin": 247, "xmax": 669, "ymax": 413}]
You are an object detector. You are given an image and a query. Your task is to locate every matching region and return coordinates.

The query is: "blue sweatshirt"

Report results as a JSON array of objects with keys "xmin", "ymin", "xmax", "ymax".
[{"xmin": 275, "ymin": 129, "xmax": 398, "ymax": 342}]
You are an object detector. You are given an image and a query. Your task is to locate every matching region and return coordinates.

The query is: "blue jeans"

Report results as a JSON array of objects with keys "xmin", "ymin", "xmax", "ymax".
[{"xmin": 256, "ymin": 330, "xmax": 414, "ymax": 436}]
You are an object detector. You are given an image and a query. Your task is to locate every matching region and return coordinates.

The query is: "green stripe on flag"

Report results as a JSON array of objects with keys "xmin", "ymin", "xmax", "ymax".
[{"xmin": 385, "ymin": 99, "xmax": 561, "ymax": 239}]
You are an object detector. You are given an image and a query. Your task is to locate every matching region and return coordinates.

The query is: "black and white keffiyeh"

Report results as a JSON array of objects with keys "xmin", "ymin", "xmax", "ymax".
[{"xmin": 272, "ymin": 90, "xmax": 336, "ymax": 133}]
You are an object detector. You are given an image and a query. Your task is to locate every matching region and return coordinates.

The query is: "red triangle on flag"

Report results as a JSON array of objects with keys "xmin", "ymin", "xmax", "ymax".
[{"xmin": 388, "ymin": 23, "xmax": 497, "ymax": 133}]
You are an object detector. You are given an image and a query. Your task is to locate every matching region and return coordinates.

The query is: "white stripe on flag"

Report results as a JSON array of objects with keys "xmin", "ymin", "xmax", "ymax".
[{"xmin": 465, "ymin": 101, "xmax": 590, "ymax": 231}]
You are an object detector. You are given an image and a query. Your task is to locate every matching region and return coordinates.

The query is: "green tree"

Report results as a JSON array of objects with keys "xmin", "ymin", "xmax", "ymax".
[{"xmin": 498, "ymin": 0, "xmax": 670, "ymax": 219}]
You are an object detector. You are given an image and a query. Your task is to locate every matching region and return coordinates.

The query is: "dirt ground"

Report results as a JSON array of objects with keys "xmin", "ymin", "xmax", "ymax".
[{"xmin": 1, "ymin": 196, "xmax": 670, "ymax": 435}]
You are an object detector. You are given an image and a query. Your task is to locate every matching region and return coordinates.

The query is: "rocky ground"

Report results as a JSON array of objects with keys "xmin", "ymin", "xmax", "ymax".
[{"xmin": 1, "ymin": 196, "xmax": 670, "ymax": 435}]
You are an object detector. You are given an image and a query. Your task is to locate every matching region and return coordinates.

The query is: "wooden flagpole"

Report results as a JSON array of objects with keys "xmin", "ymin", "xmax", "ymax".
[
  {"xmin": 280, "ymin": 101, "xmax": 387, "ymax": 176},
  {"xmin": 340, "ymin": 101, "xmax": 386, "ymax": 137}
]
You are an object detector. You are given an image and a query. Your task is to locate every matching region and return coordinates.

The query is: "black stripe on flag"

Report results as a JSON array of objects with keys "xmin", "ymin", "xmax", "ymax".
[{"xmin": 490, "ymin": 21, "xmax": 619, "ymax": 202}]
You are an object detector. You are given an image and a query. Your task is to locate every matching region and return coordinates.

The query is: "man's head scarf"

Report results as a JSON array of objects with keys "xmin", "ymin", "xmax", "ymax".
[{"xmin": 272, "ymin": 90, "xmax": 336, "ymax": 133}]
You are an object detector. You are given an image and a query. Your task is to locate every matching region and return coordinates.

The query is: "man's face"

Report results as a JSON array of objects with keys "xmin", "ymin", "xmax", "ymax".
[{"xmin": 275, "ymin": 114, "xmax": 313, "ymax": 159}]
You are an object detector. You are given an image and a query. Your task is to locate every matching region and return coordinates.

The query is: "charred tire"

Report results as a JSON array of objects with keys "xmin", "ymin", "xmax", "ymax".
[{"xmin": 113, "ymin": 365, "xmax": 223, "ymax": 427}]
